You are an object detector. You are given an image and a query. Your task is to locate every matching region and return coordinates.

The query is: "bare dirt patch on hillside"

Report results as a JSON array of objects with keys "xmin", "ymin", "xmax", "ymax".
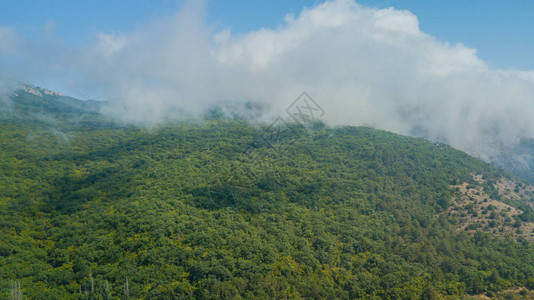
[{"xmin": 445, "ymin": 175, "xmax": 534, "ymax": 241}]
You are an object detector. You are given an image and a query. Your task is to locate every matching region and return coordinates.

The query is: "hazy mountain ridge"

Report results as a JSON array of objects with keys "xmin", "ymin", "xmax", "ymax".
[
  {"xmin": 9, "ymin": 84, "xmax": 100, "ymax": 114},
  {"xmin": 7, "ymin": 84, "xmax": 534, "ymax": 183},
  {"xmin": 18, "ymin": 83, "xmax": 64, "ymax": 97}
]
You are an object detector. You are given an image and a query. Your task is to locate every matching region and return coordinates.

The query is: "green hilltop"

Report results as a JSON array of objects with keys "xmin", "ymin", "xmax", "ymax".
[{"xmin": 1, "ymin": 88, "xmax": 534, "ymax": 299}]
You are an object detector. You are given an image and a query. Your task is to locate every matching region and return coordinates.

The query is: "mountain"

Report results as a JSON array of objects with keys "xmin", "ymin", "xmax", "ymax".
[
  {"xmin": 1, "ymin": 84, "xmax": 107, "ymax": 131},
  {"xmin": 8, "ymin": 84, "xmax": 100, "ymax": 114},
  {"xmin": 496, "ymin": 139, "xmax": 534, "ymax": 183},
  {"xmin": 1, "ymin": 87, "xmax": 534, "ymax": 298}
]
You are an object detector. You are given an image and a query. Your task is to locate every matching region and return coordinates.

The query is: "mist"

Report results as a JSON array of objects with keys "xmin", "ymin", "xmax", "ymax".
[{"xmin": 3, "ymin": 0, "xmax": 534, "ymax": 171}]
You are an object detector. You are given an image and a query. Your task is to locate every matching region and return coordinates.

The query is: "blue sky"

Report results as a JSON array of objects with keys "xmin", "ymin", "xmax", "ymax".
[{"xmin": 0, "ymin": 0, "xmax": 533, "ymax": 70}]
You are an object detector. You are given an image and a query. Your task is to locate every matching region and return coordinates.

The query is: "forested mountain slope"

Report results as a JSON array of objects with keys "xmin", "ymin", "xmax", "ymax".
[{"xmin": 1, "ymin": 89, "xmax": 534, "ymax": 299}]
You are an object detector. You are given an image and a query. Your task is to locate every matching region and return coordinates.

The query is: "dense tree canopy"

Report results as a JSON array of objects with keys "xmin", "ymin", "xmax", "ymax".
[{"xmin": 1, "ymin": 91, "xmax": 533, "ymax": 298}]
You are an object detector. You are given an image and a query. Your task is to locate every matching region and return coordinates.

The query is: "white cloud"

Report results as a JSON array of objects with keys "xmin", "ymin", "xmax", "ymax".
[
  {"xmin": 96, "ymin": 33, "xmax": 126, "ymax": 56},
  {"xmin": 3, "ymin": 0, "xmax": 534, "ymax": 171}
]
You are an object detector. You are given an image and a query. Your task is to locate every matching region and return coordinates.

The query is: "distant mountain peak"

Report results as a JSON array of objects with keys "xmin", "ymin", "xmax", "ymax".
[{"xmin": 20, "ymin": 83, "xmax": 63, "ymax": 97}]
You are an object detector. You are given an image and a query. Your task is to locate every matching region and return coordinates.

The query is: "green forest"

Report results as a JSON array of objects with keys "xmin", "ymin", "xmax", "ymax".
[{"xmin": 1, "ymin": 90, "xmax": 534, "ymax": 299}]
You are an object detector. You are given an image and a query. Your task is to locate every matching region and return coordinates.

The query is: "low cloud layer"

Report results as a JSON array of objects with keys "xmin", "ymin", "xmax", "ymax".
[{"xmin": 2, "ymin": 0, "xmax": 534, "ymax": 170}]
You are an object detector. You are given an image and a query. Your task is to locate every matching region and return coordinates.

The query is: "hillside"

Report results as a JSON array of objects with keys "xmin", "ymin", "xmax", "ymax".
[{"xmin": 1, "ymin": 90, "xmax": 534, "ymax": 299}]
